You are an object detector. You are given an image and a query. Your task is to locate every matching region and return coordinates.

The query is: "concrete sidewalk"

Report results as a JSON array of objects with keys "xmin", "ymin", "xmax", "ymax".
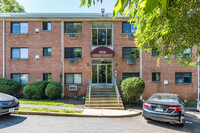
[{"xmin": 82, "ymin": 109, "xmax": 142, "ymax": 117}]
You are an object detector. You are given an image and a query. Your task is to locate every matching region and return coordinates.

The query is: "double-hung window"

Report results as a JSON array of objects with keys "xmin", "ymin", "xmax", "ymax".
[
  {"xmin": 122, "ymin": 47, "xmax": 139, "ymax": 59},
  {"xmin": 65, "ymin": 48, "xmax": 82, "ymax": 59},
  {"xmin": 152, "ymin": 73, "xmax": 161, "ymax": 82},
  {"xmin": 43, "ymin": 73, "xmax": 52, "ymax": 82},
  {"xmin": 65, "ymin": 22, "xmax": 82, "ymax": 34},
  {"xmin": 175, "ymin": 73, "xmax": 192, "ymax": 84},
  {"xmin": 11, "ymin": 73, "xmax": 29, "ymax": 85},
  {"xmin": 43, "ymin": 22, "xmax": 51, "ymax": 31},
  {"xmin": 122, "ymin": 73, "xmax": 140, "ymax": 79},
  {"xmin": 65, "ymin": 73, "xmax": 82, "ymax": 85},
  {"xmin": 92, "ymin": 22, "xmax": 112, "ymax": 46},
  {"xmin": 122, "ymin": 22, "xmax": 136, "ymax": 34},
  {"xmin": 152, "ymin": 48, "xmax": 160, "ymax": 57},
  {"xmin": 11, "ymin": 48, "xmax": 28, "ymax": 59},
  {"xmin": 43, "ymin": 48, "xmax": 52, "ymax": 57},
  {"xmin": 11, "ymin": 22, "xmax": 28, "ymax": 34}
]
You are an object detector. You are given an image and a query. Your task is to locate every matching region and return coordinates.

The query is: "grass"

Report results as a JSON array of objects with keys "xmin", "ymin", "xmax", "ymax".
[
  {"xmin": 19, "ymin": 107, "xmax": 82, "ymax": 114},
  {"xmin": 185, "ymin": 101, "xmax": 197, "ymax": 106},
  {"xmin": 19, "ymin": 98, "xmax": 76, "ymax": 107}
]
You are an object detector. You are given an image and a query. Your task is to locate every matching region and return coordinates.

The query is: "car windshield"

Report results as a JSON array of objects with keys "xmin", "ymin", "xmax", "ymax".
[{"xmin": 148, "ymin": 95, "xmax": 179, "ymax": 103}]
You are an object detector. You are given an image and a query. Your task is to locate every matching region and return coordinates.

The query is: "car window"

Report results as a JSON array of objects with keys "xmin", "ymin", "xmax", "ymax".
[{"xmin": 148, "ymin": 95, "xmax": 179, "ymax": 103}]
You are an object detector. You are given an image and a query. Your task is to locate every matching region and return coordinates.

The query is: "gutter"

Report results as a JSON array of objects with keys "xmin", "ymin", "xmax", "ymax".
[
  {"xmin": 198, "ymin": 57, "xmax": 199, "ymax": 101},
  {"xmin": 3, "ymin": 19, "xmax": 5, "ymax": 78}
]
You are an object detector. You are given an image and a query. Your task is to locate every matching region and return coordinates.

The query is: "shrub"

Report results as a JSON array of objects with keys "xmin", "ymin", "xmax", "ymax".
[
  {"xmin": 121, "ymin": 77, "xmax": 145, "ymax": 104},
  {"xmin": 0, "ymin": 78, "xmax": 22, "ymax": 95},
  {"xmin": 45, "ymin": 81, "xmax": 62, "ymax": 99},
  {"xmin": 23, "ymin": 81, "xmax": 49, "ymax": 100}
]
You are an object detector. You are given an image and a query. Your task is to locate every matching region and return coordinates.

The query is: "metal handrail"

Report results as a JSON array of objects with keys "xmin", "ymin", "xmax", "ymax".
[
  {"xmin": 113, "ymin": 77, "xmax": 120, "ymax": 106},
  {"xmin": 88, "ymin": 78, "xmax": 92, "ymax": 104}
]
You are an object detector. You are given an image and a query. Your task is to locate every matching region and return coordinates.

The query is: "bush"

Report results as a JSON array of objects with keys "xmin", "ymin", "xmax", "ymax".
[
  {"xmin": 0, "ymin": 78, "xmax": 22, "ymax": 95},
  {"xmin": 45, "ymin": 82, "xmax": 62, "ymax": 99},
  {"xmin": 121, "ymin": 77, "xmax": 145, "ymax": 104},
  {"xmin": 23, "ymin": 81, "xmax": 49, "ymax": 100}
]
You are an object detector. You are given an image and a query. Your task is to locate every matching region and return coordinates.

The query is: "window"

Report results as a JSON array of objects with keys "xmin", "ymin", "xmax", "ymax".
[
  {"xmin": 11, "ymin": 74, "xmax": 28, "ymax": 85},
  {"xmin": 65, "ymin": 22, "xmax": 82, "ymax": 33},
  {"xmin": 123, "ymin": 73, "xmax": 140, "ymax": 79},
  {"xmin": 43, "ymin": 73, "xmax": 52, "ymax": 82},
  {"xmin": 11, "ymin": 22, "xmax": 28, "ymax": 34},
  {"xmin": 65, "ymin": 73, "xmax": 82, "ymax": 85},
  {"xmin": 11, "ymin": 48, "xmax": 28, "ymax": 59},
  {"xmin": 122, "ymin": 22, "xmax": 137, "ymax": 34},
  {"xmin": 43, "ymin": 22, "xmax": 51, "ymax": 31},
  {"xmin": 92, "ymin": 22, "xmax": 112, "ymax": 46},
  {"xmin": 176, "ymin": 48, "xmax": 192, "ymax": 59},
  {"xmin": 152, "ymin": 73, "xmax": 160, "ymax": 82},
  {"xmin": 122, "ymin": 47, "xmax": 139, "ymax": 59},
  {"xmin": 152, "ymin": 48, "xmax": 160, "ymax": 57},
  {"xmin": 175, "ymin": 73, "xmax": 192, "ymax": 84},
  {"xmin": 65, "ymin": 48, "xmax": 82, "ymax": 59},
  {"xmin": 43, "ymin": 48, "xmax": 52, "ymax": 57}
]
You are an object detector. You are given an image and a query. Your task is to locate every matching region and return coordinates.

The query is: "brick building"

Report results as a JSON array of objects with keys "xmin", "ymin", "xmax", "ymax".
[{"xmin": 0, "ymin": 13, "xmax": 198, "ymax": 101}]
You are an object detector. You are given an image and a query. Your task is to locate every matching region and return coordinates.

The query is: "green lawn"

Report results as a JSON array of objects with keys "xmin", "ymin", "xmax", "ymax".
[
  {"xmin": 19, "ymin": 98, "xmax": 76, "ymax": 107},
  {"xmin": 19, "ymin": 107, "xmax": 82, "ymax": 114}
]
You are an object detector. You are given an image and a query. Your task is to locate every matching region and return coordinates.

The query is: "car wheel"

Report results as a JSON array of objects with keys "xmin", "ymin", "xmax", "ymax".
[
  {"xmin": 3, "ymin": 113, "xmax": 11, "ymax": 116},
  {"xmin": 144, "ymin": 117, "xmax": 150, "ymax": 120},
  {"xmin": 179, "ymin": 115, "xmax": 184, "ymax": 127}
]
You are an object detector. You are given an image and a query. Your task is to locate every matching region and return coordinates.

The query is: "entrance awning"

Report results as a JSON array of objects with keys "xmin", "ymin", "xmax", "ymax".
[{"xmin": 91, "ymin": 47, "xmax": 114, "ymax": 58}]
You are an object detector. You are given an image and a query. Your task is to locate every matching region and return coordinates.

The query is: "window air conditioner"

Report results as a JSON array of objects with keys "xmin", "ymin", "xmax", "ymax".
[
  {"xmin": 70, "ymin": 60, "xmax": 77, "ymax": 64},
  {"xmin": 127, "ymin": 59, "xmax": 135, "ymax": 64},
  {"xmin": 69, "ymin": 85, "xmax": 78, "ymax": 91},
  {"xmin": 69, "ymin": 34, "xmax": 76, "ymax": 38}
]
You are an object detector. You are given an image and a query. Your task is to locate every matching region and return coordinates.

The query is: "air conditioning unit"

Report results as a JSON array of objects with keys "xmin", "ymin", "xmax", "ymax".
[
  {"xmin": 69, "ymin": 85, "xmax": 77, "ymax": 91},
  {"xmin": 128, "ymin": 34, "xmax": 135, "ymax": 38},
  {"xmin": 69, "ymin": 34, "xmax": 76, "ymax": 38},
  {"xmin": 70, "ymin": 60, "xmax": 77, "ymax": 64},
  {"xmin": 127, "ymin": 59, "xmax": 135, "ymax": 64}
]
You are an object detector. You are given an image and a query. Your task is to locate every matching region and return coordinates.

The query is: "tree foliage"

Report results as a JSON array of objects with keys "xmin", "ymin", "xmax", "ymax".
[
  {"xmin": 81, "ymin": 0, "xmax": 200, "ymax": 66},
  {"xmin": 0, "ymin": 0, "xmax": 25, "ymax": 13}
]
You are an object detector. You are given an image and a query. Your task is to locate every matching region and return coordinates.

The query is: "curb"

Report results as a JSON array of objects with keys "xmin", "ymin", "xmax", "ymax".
[{"xmin": 12, "ymin": 111, "xmax": 142, "ymax": 118}]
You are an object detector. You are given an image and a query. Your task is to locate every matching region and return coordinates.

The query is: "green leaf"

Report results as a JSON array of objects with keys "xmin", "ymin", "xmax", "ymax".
[
  {"xmin": 144, "ymin": 0, "xmax": 158, "ymax": 14},
  {"xmin": 141, "ymin": 21, "xmax": 146, "ymax": 33},
  {"xmin": 160, "ymin": 0, "xmax": 167, "ymax": 10},
  {"xmin": 113, "ymin": 0, "xmax": 122, "ymax": 18}
]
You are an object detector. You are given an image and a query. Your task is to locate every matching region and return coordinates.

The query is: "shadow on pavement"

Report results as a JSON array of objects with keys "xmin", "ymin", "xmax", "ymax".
[
  {"xmin": 146, "ymin": 112, "xmax": 200, "ymax": 133},
  {"xmin": 0, "ymin": 114, "xmax": 27, "ymax": 129}
]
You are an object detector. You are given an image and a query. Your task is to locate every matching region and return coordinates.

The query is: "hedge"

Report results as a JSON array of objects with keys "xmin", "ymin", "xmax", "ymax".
[
  {"xmin": 121, "ymin": 77, "xmax": 145, "ymax": 104},
  {"xmin": 45, "ymin": 81, "xmax": 62, "ymax": 99},
  {"xmin": 0, "ymin": 78, "xmax": 22, "ymax": 95},
  {"xmin": 23, "ymin": 81, "xmax": 49, "ymax": 100}
]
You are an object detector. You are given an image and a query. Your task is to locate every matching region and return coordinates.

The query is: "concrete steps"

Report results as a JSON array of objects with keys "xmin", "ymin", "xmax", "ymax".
[{"xmin": 85, "ymin": 86, "xmax": 124, "ymax": 110}]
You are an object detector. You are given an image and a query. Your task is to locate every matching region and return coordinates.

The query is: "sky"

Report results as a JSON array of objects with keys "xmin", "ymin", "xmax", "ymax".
[{"xmin": 16, "ymin": 0, "xmax": 116, "ymax": 13}]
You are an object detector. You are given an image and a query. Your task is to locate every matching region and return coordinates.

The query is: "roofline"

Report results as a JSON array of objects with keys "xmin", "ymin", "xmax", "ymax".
[{"xmin": 0, "ymin": 13, "xmax": 129, "ymax": 21}]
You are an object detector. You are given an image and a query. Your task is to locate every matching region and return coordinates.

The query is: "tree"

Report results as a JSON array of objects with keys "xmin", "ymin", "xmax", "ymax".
[
  {"xmin": 0, "ymin": 0, "xmax": 25, "ymax": 13},
  {"xmin": 81, "ymin": 0, "xmax": 200, "ymax": 66}
]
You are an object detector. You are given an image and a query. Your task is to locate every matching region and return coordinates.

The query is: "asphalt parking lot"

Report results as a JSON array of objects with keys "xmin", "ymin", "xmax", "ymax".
[{"xmin": 0, "ymin": 111, "xmax": 200, "ymax": 133}]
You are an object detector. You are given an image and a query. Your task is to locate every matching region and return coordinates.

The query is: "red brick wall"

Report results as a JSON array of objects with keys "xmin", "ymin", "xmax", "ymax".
[
  {"xmin": 0, "ymin": 21, "xmax": 3, "ymax": 77},
  {"xmin": 1, "ymin": 20, "xmax": 198, "ymax": 101}
]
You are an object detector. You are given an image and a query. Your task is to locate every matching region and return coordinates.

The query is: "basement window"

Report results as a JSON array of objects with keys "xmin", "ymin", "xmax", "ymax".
[{"xmin": 11, "ymin": 73, "xmax": 29, "ymax": 85}]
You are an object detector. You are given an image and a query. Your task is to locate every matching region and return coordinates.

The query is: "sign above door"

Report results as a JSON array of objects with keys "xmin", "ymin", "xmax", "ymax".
[{"xmin": 91, "ymin": 46, "xmax": 114, "ymax": 58}]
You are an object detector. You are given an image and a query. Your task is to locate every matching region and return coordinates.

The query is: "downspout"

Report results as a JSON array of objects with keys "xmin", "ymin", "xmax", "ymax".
[
  {"xmin": 198, "ymin": 57, "xmax": 199, "ymax": 102},
  {"xmin": 3, "ymin": 19, "xmax": 5, "ymax": 78},
  {"xmin": 140, "ymin": 50, "xmax": 143, "ymax": 100},
  {"xmin": 61, "ymin": 20, "xmax": 64, "ymax": 97}
]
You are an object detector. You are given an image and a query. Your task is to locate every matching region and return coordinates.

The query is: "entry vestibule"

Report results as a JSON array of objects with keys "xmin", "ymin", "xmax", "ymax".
[{"xmin": 91, "ymin": 59, "xmax": 113, "ymax": 84}]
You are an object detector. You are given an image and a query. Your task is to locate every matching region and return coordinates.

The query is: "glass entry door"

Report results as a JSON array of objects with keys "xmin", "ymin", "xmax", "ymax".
[{"xmin": 92, "ymin": 59, "xmax": 112, "ymax": 84}]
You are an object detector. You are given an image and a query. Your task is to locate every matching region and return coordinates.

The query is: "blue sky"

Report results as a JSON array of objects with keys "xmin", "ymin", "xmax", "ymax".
[{"xmin": 16, "ymin": 0, "xmax": 116, "ymax": 13}]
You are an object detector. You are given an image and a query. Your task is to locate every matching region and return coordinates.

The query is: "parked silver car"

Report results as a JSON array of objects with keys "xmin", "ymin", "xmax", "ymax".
[{"xmin": 0, "ymin": 92, "xmax": 19, "ymax": 115}]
